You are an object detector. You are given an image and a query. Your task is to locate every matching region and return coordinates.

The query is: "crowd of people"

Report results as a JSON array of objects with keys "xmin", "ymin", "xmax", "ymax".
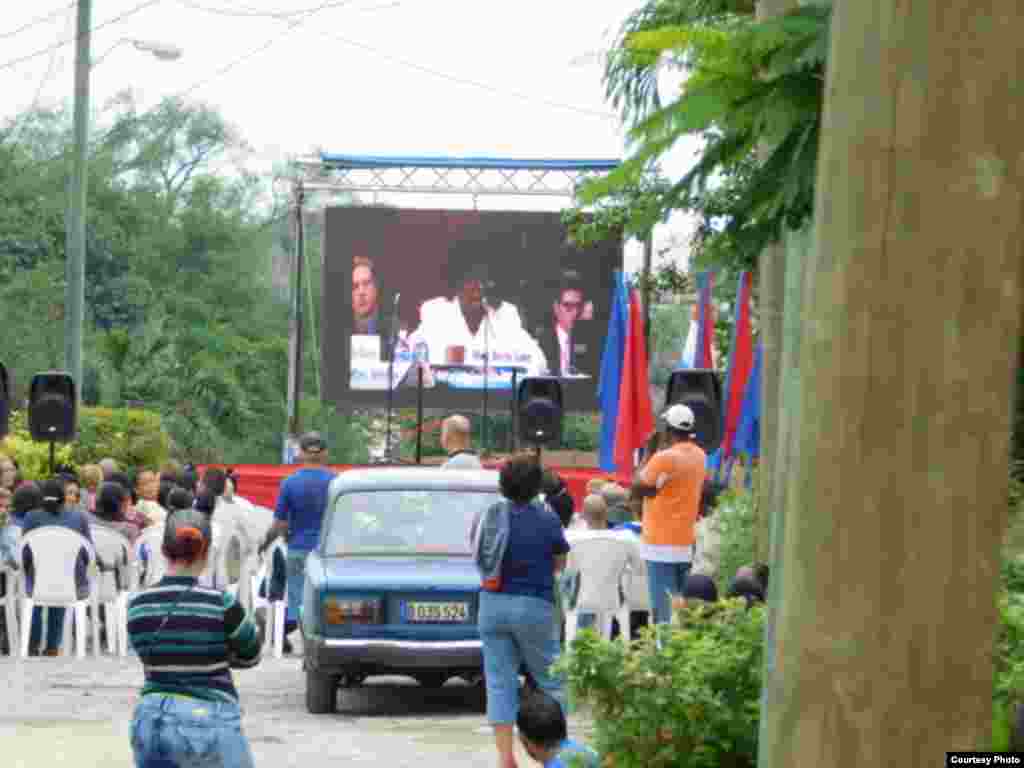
[
  {"xmin": 0, "ymin": 455, "xmax": 257, "ymax": 656},
  {"xmin": 469, "ymin": 402, "xmax": 769, "ymax": 768},
  {"xmin": 0, "ymin": 403, "xmax": 769, "ymax": 768}
]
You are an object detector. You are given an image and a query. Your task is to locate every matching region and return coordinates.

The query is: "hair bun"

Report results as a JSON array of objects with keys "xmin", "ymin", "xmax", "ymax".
[
  {"xmin": 175, "ymin": 526, "xmax": 204, "ymax": 544},
  {"xmin": 161, "ymin": 508, "xmax": 212, "ymax": 563}
]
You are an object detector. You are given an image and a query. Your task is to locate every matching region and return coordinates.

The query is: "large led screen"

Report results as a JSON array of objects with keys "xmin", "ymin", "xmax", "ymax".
[{"xmin": 321, "ymin": 207, "xmax": 623, "ymax": 411}]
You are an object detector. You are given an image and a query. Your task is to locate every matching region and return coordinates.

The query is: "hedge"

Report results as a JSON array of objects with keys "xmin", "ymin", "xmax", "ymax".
[{"xmin": 1, "ymin": 407, "xmax": 170, "ymax": 479}]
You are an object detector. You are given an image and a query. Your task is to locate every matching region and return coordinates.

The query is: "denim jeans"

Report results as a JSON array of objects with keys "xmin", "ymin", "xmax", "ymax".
[
  {"xmin": 131, "ymin": 694, "xmax": 254, "ymax": 768},
  {"xmin": 646, "ymin": 560, "xmax": 692, "ymax": 625},
  {"xmin": 285, "ymin": 550, "xmax": 308, "ymax": 625},
  {"xmin": 478, "ymin": 591, "xmax": 565, "ymax": 724},
  {"xmin": 30, "ymin": 607, "xmax": 66, "ymax": 652}
]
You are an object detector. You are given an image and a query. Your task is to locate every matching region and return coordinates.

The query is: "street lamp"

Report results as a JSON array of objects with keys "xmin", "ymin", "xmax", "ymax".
[
  {"xmin": 64, "ymin": 1, "xmax": 181, "ymax": 407},
  {"xmin": 92, "ymin": 38, "xmax": 183, "ymax": 68}
]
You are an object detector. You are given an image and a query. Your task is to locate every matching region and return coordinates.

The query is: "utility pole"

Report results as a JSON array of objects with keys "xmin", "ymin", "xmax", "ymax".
[
  {"xmin": 284, "ymin": 182, "xmax": 306, "ymax": 456},
  {"xmin": 64, "ymin": 0, "xmax": 92, "ymax": 406}
]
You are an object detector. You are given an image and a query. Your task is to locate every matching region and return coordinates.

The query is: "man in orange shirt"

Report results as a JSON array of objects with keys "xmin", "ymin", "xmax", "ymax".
[{"xmin": 631, "ymin": 404, "xmax": 706, "ymax": 625}]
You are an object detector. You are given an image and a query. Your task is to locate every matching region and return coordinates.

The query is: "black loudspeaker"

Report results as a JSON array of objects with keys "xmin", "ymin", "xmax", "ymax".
[
  {"xmin": 517, "ymin": 377, "xmax": 563, "ymax": 446},
  {"xmin": 0, "ymin": 363, "xmax": 9, "ymax": 439},
  {"xmin": 665, "ymin": 368, "xmax": 723, "ymax": 453},
  {"xmin": 29, "ymin": 372, "xmax": 77, "ymax": 442}
]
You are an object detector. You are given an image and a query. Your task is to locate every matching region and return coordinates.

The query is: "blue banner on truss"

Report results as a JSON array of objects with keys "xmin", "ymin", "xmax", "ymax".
[{"xmin": 319, "ymin": 154, "xmax": 620, "ymax": 171}]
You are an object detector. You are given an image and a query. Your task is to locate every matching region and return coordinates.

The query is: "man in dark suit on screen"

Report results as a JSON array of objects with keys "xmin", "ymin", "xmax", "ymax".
[{"xmin": 537, "ymin": 275, "xmax": 596, "ymax": 378}]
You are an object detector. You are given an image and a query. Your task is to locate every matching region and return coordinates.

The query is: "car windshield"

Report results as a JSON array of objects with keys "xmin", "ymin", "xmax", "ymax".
[{"xmin": 323, "ymin": 489, "xmax": 500, "ymax": 556}]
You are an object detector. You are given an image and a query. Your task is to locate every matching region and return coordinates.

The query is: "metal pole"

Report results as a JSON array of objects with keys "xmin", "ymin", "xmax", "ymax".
[
  {"xmin": 509, "ymin": 369, "xmax": 519, "ymax": 454},
  {"xmin": 285, "ymin": 183, "xmax": 306, "ymax": 440},
  {"xmin": 415, "ymin": 365, "xmax": 424, "ymax": 465},
  {"xmin": 481, "ymin": 313, "xmax": 490, "ymax": 456},
  {"xmin": 64, "ymin": 0, "xmax": 92, "ymax": 406},
  {"xmin": 642, "ymin": 232, "xmax": 653, "ymax": 351}
]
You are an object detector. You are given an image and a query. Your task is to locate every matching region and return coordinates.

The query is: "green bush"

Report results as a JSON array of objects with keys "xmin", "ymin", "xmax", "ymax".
[
  {"xmin": 0, "ymin": 424, "xmax": 76, "ymax": 480},
  {"xmin": 562, "ymin": 413, "xmax": 600, "ymax": 452},
  {"xmin": 557, "ymin": 601, "xmax": 765, "ymax": 768},
  {"xmin": 715, "ymin": 486, "xmax": 757, "ymax": 595},
  {"xmin": 1, "ymin": 407, "xmax": 170, "ymax": 478},
  {"xmin": 994, "ymin": 590, "xmax": 1024, "ymax": 750},
  {"xmin": 301, "ymin": 399, "xmax": 373, "ymax": 465}
]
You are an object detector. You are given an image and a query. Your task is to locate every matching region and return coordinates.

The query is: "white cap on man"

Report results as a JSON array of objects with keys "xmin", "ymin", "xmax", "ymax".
[{"xmin": 662, "ymin": 403, "xmax": 696, "ymax": 433}]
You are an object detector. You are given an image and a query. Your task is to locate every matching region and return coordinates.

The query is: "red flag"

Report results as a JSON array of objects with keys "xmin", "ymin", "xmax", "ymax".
[
  {"xmin": 614, "ymin": 289, "xmax": 655, "ymax": 474},
  {"xmin": 721, "ymin": 272, "xmax": 755, "ymax": 459}
]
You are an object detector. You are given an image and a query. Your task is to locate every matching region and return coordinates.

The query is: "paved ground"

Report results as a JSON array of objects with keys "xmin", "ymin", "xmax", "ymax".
[{"xmin": 1, "ymin": 652, "xmax": 593, "ymax": 767}]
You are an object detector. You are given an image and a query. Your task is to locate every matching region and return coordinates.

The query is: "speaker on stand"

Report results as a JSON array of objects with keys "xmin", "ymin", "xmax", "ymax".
[
  {"xmin": 516, "ymin": 377, "xmax": 564, "ymax": 463},
  {"xmin": 665, "ymin": 368, "xmax": 723, "ymax": 453},
  {"xmin": 28, "ymin": 372, "xmax": 77, "ymax": 474},
  {"xmin": 0, "ymin": 363, "xmax": 9, "ymax": 439}
]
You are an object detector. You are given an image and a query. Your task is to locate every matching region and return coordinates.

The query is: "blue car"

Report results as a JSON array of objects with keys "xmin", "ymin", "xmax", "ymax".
[{"xmin": 301, "ymin": 467, "xmax": 499, "ymax": 713}]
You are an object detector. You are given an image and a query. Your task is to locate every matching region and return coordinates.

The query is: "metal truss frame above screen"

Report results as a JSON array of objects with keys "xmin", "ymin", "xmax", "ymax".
[{"xmin": 292, "ymin": 154, "xmax": 621, "ymax": 198}]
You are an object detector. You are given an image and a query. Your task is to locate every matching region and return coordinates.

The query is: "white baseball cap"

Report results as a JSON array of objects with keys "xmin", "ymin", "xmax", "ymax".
[{"xmin": 662, "ymin": 403, "xmax": 696, "ymax": 432}]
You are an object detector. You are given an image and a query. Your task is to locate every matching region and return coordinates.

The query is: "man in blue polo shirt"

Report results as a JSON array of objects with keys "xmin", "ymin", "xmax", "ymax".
[{"xmin": 259, "ymin": 431, "xmax": 336, "ymax": 653}]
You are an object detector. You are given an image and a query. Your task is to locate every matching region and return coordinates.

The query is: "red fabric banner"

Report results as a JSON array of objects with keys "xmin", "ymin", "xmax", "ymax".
[{"xmin": 203, "ymin": 463, "xmax": 618, "ymax": 518}]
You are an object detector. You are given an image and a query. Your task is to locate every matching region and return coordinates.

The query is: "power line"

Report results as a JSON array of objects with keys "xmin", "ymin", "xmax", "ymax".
[
  {"xmin": 177, "ymin": 1, "xmax": 333, "ymax": 97},
  {"xmin": 0, "ymin": 0, "xmax": 164, "ymax": 73},
  {"xmin": 307, "ymin": 29, "xmax": 617, "ymax": 121},
  {"xmin": 16, "ymin": 6, "xmax": 76, "ymax": 129},
  {"xmin": 177, "ymin": 0, "xmax": 391, "ymax": 18},
  {"xmin": 0, "ymin": 3, "xmax": 74, "ymax": 41},
  {"xmin": 27, "ymin": 0, "xmax": 334, "ymax": 162},
  {"xmin": 175, "ymin": 0, "xmax": 613, "ymax": 119}
]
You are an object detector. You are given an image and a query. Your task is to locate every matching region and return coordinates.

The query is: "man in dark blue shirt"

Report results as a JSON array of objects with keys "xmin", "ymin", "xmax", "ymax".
[{"xmin": 260, "ymin": 432, "xmax": 336, "ymax": 652}]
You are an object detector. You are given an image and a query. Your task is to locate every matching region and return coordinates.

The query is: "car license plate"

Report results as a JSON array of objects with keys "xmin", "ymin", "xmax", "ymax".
[{"xmin": 403, "ymin": 601, "xmax": 469, "ymax": 623}]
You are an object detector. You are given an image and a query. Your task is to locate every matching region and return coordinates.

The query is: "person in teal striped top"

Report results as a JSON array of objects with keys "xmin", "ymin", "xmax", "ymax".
[{"xmin": 127, "ymin": 506, "xmax": 262, "ymax": 767}]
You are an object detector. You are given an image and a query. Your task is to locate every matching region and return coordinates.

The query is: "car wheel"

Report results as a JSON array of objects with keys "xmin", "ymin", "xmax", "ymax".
[
  {"xmin": 414, "ymin": 671, "xmax": 449, "ymax": 688},
  {"xmin": 305, "ymin": 668, "xmax": 338, "ymax": 714}
]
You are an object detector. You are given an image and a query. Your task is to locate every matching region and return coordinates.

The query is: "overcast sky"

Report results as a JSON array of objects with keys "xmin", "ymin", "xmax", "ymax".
[{"xmin": 0, "ymin": 0, "xmax": 700, "ymax": 273}]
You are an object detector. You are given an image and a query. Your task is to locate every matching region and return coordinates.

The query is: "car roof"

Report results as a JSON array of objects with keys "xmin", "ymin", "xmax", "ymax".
[{"xmin": 328, "ymin": 466, "xmax": 500, "ymax": 498}]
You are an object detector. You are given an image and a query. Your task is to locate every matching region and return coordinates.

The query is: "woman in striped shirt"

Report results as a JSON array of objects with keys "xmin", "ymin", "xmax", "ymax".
[{"xmin": 127, "ymin": 507, "xmax": 262, "ymax": 768}]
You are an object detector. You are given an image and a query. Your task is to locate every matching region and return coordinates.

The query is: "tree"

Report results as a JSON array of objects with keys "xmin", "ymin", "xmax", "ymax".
[
  {"xmin": 758, "ymin": 2, "xmax": 1024, "ymax": 762},
  {"xmin": 564, "ymin": 3, "xmax": 830, "ymax": 553}
]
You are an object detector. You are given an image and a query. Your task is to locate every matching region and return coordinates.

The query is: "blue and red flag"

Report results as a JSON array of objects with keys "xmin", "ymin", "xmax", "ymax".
[
  {"xmin": 720, "ymin": 271, "xmax": 755, "ymax": 461},
  {"xmin": 598, "ymin": 272, "xmax": 629, "ymax": 472},
  {"xmin": 734, "ymin": 340, "xmax": 763, "ymax": 488},
  {"xmin": 694, "ymin": 271, "xmax": 716, "ymax": 369},
  {"xmin": 614, "ymin": 288, "xmax": 655, "ymax": 475}
]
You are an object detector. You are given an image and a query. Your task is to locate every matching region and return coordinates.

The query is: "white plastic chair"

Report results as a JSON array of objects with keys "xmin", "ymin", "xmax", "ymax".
[
  {"xmin": 1, "ymin": 526, "xmax": 22, "ymax": 656},
  {"xmin": 17, "ymin": 527, "xmax": 97, "ymax": 659},
  {"xmin": 251, "ymin": 540, "xmax": 288, "ymax": 658},
  {"xmin": 90, "ymin": 527, "xmax": 132, "ymax": 657},
  {"xmin": 616, "ymin": 534, "xmax": 651, "ymax": 642},
  {"xmin": 563, "ymin": 531, "xmax": 633, "ymax": 644},
  {"xmin": 135, "ymin": 526, "xmax": 168, "ymax": 588},
  {"xmin": 199, "ymin": 523, "xmax": 225, "ymax": 589}
]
